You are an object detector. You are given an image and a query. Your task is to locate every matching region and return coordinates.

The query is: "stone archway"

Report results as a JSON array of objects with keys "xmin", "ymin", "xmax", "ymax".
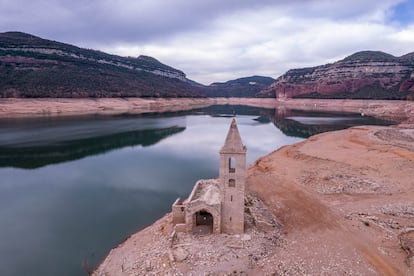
[{"xmin": 193, "ymin": 210, "xmax": 214, "ymax": 235}]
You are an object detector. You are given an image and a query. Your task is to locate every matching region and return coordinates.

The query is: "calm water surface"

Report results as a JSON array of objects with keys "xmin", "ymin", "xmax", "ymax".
[{"xmin": 0, "ymin": 106, "xmax": 392, "ymax": 276}]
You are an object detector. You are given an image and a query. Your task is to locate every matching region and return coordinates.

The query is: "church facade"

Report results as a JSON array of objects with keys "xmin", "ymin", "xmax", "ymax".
[{"xmin": 172, "ymin": 118, "xmax": 247, "ymax": 235}]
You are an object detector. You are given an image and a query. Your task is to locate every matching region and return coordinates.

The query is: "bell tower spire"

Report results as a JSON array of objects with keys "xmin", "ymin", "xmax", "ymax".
[{"xmin": 219, "ymin": 118, "xmax": 246, "ymax": 234}]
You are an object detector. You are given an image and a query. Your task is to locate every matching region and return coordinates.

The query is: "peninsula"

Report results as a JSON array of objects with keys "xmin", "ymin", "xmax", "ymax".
[{"xmin": 94, "ymin": 117, "xmax": 414, "ymax": 275}]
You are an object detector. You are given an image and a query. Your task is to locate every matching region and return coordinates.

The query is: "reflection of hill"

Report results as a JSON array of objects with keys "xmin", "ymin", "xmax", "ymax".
[
  {"xmin": 199, "ymin": 105, "xmax": 275, "ymax": 118},
  {"xmin": 195, "ymin": 105, "xmax": 391, "ymax": 138},
  {"xmin": 273, "ymin": 118, "xmax": 347, "ymax": 138},
  {"xmin": 0, "ymin": 127, "xmax": 185, "ymax": 169},
  {"xmin": 271, "ymin": 108, "xmax": 392, "ymax": 138}
]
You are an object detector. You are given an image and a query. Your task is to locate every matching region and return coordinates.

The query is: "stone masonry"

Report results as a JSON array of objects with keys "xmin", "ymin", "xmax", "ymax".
[{"xmin": 172, "ymin": 118, "xmax": 247, "ymax": 234}]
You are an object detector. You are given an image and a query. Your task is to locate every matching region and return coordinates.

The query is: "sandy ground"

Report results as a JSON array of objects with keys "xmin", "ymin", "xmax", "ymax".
[
  {"xmin": 247, "ymin": 124, "xmax": 414, "ymax": 275},
  {"xmin": 0, "ymin": 98, "xmax": 216, "ymax": 117},
  {"xmin": 2, "ymin": 97, "xmax": 413, "ymax": 274},
  {"xmin": 93, "ymin": 123, "xmax": 414, "ymax": 275},
  {"xmin": 1, "ymin": 98, "xmax": 413, "ymax": 124},
  {"xmin": 0, "ymin": 98, "xmax": 279, "ymax": 118}
]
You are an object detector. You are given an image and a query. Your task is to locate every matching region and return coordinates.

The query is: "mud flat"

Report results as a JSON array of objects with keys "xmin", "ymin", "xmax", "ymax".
[
  {"xmin": 94, "ymin": 123, "xmax": 414, "ymax": 275},
  {"xmin": 0, "ymin": 98, "xmax": 216, "ymax": 118},
  {"xmin": 274, "ymin": 98, "xmax": 414, "ymax": 125},
  {"xmin": 0, "ymin": 97, "xmax": 277, "ymax": 118},
  {"xmin": 0, "ymin": 97, "xmax": 413, "ymax": 124}
]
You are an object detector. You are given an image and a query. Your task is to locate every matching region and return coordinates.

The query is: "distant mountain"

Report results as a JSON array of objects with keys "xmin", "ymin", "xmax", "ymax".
[
  {"xmin": 259, "ymin": 51, "xmax": 414, "ymax": 100},
  {"xmin": 0, "ymin": 32, "xmax": 203, "ymax": 98},
  {"xmin": 200, "ymin": 76, "xmax": 275, "ymax": 98}
]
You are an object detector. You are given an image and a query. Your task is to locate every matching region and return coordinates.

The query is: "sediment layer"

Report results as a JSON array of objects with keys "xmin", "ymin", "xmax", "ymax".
[{"xmin": 1, "ymin": 98, "xmax": 414, "ymax": 124}]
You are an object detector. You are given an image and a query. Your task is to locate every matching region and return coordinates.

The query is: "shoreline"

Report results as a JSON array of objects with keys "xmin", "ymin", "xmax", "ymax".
[
  {"xmin": 0, "ymin": 97, "xmax": 413, "ymax": 124},
  {"xmin": 0, "ymin": 97, "xmax": 277, "ymax": 118},
  {"xmin": 94, "ymin": 123, "xmax": 414, "ymax": 275}
]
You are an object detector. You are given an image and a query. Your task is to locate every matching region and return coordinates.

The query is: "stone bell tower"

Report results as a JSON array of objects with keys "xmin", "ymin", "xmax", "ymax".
[{"xmin": 219, "ymin": 118, "xmax": 247, "ymax": 234}]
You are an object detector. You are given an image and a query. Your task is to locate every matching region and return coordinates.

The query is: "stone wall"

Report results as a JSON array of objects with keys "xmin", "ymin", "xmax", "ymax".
[{"xmin": 172, "ymin": 198, "xmax": 186, "ymax": 224}]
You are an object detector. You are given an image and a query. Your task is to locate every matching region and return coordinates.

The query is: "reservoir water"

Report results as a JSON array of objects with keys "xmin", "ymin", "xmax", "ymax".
[{"xmin": 0, "ymin": 105, "xmax": 392, "ymax": 276}]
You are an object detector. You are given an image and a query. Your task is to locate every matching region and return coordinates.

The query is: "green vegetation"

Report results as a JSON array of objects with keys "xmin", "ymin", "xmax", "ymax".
[
  {"xmin": 200, "ymin": 76, "xmax": 275, "ymax": 98},
  {"xmin": 0, "ymin": 32, "xmax": 202, "ymax": 98},
  {"xmin": 342, "ymin": 51, "xmax": 398, "ymax": 62}
]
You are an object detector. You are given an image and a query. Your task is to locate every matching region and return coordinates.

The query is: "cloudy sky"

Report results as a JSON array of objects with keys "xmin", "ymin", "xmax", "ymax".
[{"xmin": 1, "ymin": 0, "xmax": 414, "ymax": 84}]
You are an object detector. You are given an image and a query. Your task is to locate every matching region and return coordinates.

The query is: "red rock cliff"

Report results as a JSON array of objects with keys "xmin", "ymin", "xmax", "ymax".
[{"xmin": 260, "ymin": 51, "xmax": 414, "ymax": 100}]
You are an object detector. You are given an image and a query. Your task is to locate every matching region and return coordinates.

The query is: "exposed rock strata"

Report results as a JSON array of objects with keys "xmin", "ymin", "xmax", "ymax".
[
  {"xmin": 0, "ymin": 32, "xmax": 202, "ymax": 98},
  {"xmin": 260, "ymin": 51, "xmax": 414, "ymax": 99}
]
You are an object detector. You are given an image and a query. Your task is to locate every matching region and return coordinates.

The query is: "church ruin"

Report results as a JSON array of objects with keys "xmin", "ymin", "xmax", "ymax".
[{"xmin": 172, "ymin": 118, "xmax": 247, "ymax": 235}]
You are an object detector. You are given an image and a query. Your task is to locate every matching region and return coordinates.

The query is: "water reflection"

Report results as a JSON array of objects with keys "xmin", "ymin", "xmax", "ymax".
[
  {"xmin": 0, "ymin": 117, "xmax": 185, "ymax": 169},
  {"xmin": 0, "ymin": 105, "xmax": 395, "ymax": 276},
  {"xmin": 271, "ymin": 108, "xmax": 392, "ymax": 138},
  {"xmin": 0, "ymin": 106, "xmax": 392, "ymax": 169}
]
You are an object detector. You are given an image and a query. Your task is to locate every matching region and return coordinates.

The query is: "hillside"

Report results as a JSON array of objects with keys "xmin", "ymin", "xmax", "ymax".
[
  {"xmin": 200, "ymin": 76, "xmax": 275, "ymax": 98},
  {"xmin": 260, "ymin": 51, "xmax": 414, "ymax": 100},
  {"xmin": 0, "ymin": 32, "xmax": 203, "ymax": 98}
]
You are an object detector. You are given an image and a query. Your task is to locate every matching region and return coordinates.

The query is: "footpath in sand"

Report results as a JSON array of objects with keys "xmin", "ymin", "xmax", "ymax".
[{"xmin": 94, "ymin": 123, "xmax": 414, "ymax": 275}]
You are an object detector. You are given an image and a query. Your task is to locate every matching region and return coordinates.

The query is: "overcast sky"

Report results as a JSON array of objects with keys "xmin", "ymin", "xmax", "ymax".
[{"xmin": 1, "ymin": 0, "xmax": 414, "ymax": 84}]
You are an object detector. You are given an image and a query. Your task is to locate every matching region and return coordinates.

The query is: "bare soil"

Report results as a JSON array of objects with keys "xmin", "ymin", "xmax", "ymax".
[
  {"xmin": 1, "ymin": 98, "xmax": 413, "ymax": 124},
  {"xmin": 94, "ymin": 123, "xmax": 414, "ymax": 275},
  {"xmin": 248, "ymin": 124, "xmax": 414, "ymax": 275}
]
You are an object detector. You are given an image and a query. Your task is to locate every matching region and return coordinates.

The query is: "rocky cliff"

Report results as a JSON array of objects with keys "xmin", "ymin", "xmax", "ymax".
[
  {"xmin": 260, "ymin": 51, "xmax": 414, "ymax": 100},
  {"xmin": 0, "ymin": 32, "xmax": 203, "ymax": 98}
]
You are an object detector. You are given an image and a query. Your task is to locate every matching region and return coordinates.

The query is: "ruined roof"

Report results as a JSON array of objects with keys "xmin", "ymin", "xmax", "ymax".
[
  {"xmin": 197, "ymin": 180, "xmax": 221, "ymax": 205},
  {"xmin": 189, "ymin": 179, "xmax": 221, "ymax": 206},
  {"xmin": 220, "ymin": 118, "xmax": 246, "ymax": 153}
]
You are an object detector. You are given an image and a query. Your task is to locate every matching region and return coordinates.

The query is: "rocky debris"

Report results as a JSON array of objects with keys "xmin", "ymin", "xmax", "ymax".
[
  {"xmin": 346, "ymin": 203, "xmax": 413, "ymax": 230},
  {"xmin": 245, "ymin": 195, "xmax": 280, "ymax": 232},
  {"xmin": 375, "ymin": 128, "xmax": 414, "ymax": 143},
  {"xmin": 374, "ymin": 128, "xmax": 414, "ymax": 151},
  {"xmin": 399, "ymin": 230, "xmax": 414, "ymax": 266},
  {"xmin": 273, "ymin": 260, "xmax": 307, "ymax": 275},
  {"xmin": 380, "ymin": 203, "xmax": 414, "ymax": 219},
  {"xmin": 172, "ymin": 246, "xmax": 189, "ymax": 262},
  {"xmin": 344, "ymin": 202, "xmax": 414, "ymax": 271},
  {"xmin": 168, "ymin": 226, "xmax": 281, "ymax": 275},
  {"xmin": 95, "ymin": 124, "xmax": 414, "ymax": 275},
  {"xmin": 300, "ymin": 171, "xmax": 394, "ymax": 194},
  {"xmin": 94, "ymin": 195, "xmax": 283, "ymax": 275},
  {"xmin": 345, "ymin": 212, "xmax": 404, "ymax": 231}
]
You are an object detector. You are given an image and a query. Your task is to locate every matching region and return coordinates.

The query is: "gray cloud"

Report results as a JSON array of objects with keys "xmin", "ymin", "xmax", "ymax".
[
  {"xmin": 1, "ymin": 0, "xmax": 281, "ymax": 44},
  {"xmin": 1, "ymin": 0, "xmax": 402, "ymax": 44},
  {"xmin": 1, "ymin": 0, "xmax": 413, "ymax": 84}
]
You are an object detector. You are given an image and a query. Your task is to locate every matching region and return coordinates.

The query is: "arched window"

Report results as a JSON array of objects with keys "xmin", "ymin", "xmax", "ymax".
[
  {"xmin": 229, "ymin": 157, "xmax": 236, "ymax": 173},
  {"xmin": 228, "ymin": 179, "xmax": 236, "ymax": 188}
]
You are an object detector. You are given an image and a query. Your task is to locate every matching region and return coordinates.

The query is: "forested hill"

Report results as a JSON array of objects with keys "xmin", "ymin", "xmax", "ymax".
[
  {"xmin": 199, "ymin": 76, "xmax": 275, "ymax": 98},
  {"xmin": 0, "ymin": 32, "xmax": 203, "ymax": 98}
]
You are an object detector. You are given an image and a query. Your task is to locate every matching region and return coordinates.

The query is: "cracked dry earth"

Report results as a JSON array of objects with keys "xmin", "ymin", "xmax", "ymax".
[{"xmin": 94, "ymin": 125, "xmax": 414, "ymax": 275}]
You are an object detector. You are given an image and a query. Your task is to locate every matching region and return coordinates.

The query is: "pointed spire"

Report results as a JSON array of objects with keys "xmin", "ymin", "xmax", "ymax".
[{"xmin": 220, "ymin": 118, "xmax": 246, "ymax": 153}]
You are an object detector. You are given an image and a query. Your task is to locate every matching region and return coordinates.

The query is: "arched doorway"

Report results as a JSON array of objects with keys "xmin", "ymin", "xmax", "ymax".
[{"xmin": 193, "ymin": 210, "xmax": 214, "ymax": 235}]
